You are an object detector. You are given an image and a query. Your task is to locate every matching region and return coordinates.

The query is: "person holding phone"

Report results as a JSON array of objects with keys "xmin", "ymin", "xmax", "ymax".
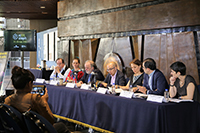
[{"xmin": 4, "ymin": 66, "xmax": 69, "ymax": 132}]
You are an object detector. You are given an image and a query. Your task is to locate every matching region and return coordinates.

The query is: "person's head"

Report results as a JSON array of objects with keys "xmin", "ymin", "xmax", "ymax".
[
  {"xmin": 56, "ymin": 58, "xmax": 65, "ymax": 70},
  {"xmin": 11, "ymin": 66, "xmax": 35, "ymax": 91},
  {"xmin": 129, "ymin": 59, "xmax": 143, "ymax": 74},
  {"xmin": 142, "ymin": 58, "xmax": 156, "ymax": 74},
  {"xmin": 107, "ymin": 61, "xmax": 118, "ymax": 76},
  {"xmin": 84, "ymin": 60, "xmax": 97, "ymax": 74},
  {"xmin": 170, "ymin": 61, "xmax": 186, "ymax": 78},
  {"xmin": 72, "ymin": 57, "xmax": 80, "ymax": 69}
]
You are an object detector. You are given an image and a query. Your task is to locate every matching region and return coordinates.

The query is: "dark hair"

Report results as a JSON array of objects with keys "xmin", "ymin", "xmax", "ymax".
[
  {"xmin": 11, "ymin": 66, "xmax": 35, "ymax": 90},
  {"xmin": 129, "ymin": 59, "xmax": 143, "ymax": 72},
  {"xmin": 143, "ymin": 58, "xmax": 156, "ymax": 70},
  {"xmin": 56, "ymin": 58, "xmax": 64, "ymax": 64},
  {"xmin": 170, "ymin": 61, "xmax": 186, "ymax": 75},
  {"xmin": 74, "ymin": 57, "xmax": 80, "ymax": 64}
]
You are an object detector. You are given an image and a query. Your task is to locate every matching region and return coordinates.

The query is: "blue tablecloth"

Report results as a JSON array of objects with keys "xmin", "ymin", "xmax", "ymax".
[
  {"xmin": 28, "ymin": 69, "xmax": 42, "ymax": 80},
  {"xmin": 46, "ymin": 84, "xmax": 200, "ymax": 133}
]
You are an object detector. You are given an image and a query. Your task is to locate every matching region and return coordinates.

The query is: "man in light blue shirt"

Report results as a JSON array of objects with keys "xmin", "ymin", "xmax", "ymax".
[{"xmin": 137, "ymin": 58, "xmax": 168, "ymax": 95}]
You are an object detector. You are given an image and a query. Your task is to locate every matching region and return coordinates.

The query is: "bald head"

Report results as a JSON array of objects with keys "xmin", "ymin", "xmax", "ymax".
[{"xmin": 107, "ymin": 61, "xmax": 117, "ymax": 76}]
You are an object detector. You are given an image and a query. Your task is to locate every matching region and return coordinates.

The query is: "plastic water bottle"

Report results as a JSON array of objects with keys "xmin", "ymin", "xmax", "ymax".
[
  {"xmin": 129, "ymin": 85, "xmax": 133, "ymax": 92},
  {"xmin": 112, "ymin": 83, "xmax": 116, "ymax": 94},
  {"xmin": 164, "ymin": 89, "xmax": 169, "ymax": 102}
]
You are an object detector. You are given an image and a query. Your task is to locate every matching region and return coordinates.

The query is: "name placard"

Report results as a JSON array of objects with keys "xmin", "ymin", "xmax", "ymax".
[
  {"xmin": 66, "ymin": 83, "xmax": 75, "ymax": 88},
  {"xmin": 147, "ymin": 95, "xmax": 164, "ymax": 103},
  {"xmin": 80, "ymin": 84, "xmax": 89, "ymax": 90},
  {"xmin": 35, "ymin": 78, "xmax": 45, "ymax": 83},
  {"xmin": 97, "ymin": 87, "xmax": 107, "ymax": 94},
  {"xmin": 50, "ymin": 80, "xmax": 58, "ymax": 86},
  {"xmin": 119, "ymin": 90, "xmax": 134, "ymax": 98}
]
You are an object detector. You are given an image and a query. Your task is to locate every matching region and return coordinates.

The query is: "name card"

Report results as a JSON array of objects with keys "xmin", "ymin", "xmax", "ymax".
[
  {"xmin": 50, "ymin": 80, "xmax": 58, "ymax": 86},
  {"xmin": 97, "ymin": 87, "xmax": 107, "ymax": 94},
  {"xmin": 35, "ymin": 78, "xmax": 45, "ymax": 83},
  {"xmin": 119, "ymin": 90, "xmax": 134, "ymax": 98},
  {"xmin": 66, "ymin": 83, "xmax": 75, "ymax": 88},
  {"xmin": 147, "ymin": 95, "xmax": 164, "ymax": 103},
  {"xmin": 80, "ymin": 84, "xmax": 89, "ymax": 90}
]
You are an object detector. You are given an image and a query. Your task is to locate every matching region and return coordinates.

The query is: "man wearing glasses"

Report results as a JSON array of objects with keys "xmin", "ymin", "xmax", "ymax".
[
  {"xmin": 76, "ymin": 60, "xmax": 105, "ymax": 87},
  {"xmin": 102, "ymin": 61, "xmax": 126, "ymax": 87},
  {"xmin": 50, "ymin": 58, "xmax": 70, "ymax": 79}
]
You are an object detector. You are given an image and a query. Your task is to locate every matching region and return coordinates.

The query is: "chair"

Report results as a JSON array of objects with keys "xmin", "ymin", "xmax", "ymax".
[
  {"xmin": 0, "ymin": 104, "xmax": 28, "ymax": 133},
  {"xmin": 23, "ymin": 110, "xmax": 57, "ymax": 133}
]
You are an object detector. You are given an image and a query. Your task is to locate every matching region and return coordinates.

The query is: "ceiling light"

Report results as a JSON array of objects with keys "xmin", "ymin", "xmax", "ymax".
[{"xmin": 40, "ymin": 6, "xmax": 45, "ymax": 9}]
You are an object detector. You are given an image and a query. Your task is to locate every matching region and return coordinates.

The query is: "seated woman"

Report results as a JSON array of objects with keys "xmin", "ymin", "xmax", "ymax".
[
  {"xmin": 65, "ymin": 57, "xmax": 84, "ymax": 83},
  {"xmin": 120, "ymin": 59, "xmax": 144, "ymax": 92},
  {"xmin": 169, "ymin": 61, "xmax": 200, "ymax": 102},
  {"xmin": 4, "ymin": 66, "xmax": 68, "ymax": 132}
]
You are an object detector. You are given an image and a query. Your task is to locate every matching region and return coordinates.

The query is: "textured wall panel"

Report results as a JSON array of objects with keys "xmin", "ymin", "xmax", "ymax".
[
  {"xmin": 58, "ymin": 0, "xmax": 152, "ymax": 18},
  {"xmin": 58, "ymin": 0, "xmax": 200, "ymax": 37}
]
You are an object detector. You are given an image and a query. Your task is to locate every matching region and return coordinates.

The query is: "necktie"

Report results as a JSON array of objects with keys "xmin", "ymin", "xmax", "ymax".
[{"xmin": 88, "ymin": 74, "xmax": 91, "ymax": 83}]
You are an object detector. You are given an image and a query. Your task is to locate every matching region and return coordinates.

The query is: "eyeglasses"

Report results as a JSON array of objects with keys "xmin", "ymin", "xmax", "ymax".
[{"xmin": 107, "ymin": 67, "xmax": 115, "ymax": 72}]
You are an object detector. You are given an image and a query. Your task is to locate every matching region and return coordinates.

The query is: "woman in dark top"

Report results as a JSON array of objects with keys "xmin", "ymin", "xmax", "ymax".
[
  {"xmin": 120, "ymin": 59, "xmax": 143, "ymax": 92},
  {"xmin": 169, "ymin": 61, "xmax": 200, "ymax": 102}
]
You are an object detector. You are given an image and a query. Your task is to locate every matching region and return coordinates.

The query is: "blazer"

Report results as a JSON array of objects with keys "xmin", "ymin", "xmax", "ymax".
[
  {"xmin": 80, "ymin": 68, "xmax": 105, "ymax": 84},
  {"xmin": 104, "ymin": 70, "xmax": 126, "ymax": 86},
  {"xmin": 129, "ymin": 73, "xmax": 144, "ymax": 87},
  {"xmin": 143, "ymin": 69, "xmax": 168, "ymax": 95}
]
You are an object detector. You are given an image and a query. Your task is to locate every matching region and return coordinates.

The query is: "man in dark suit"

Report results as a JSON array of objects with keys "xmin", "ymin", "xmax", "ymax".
[
  {"xmin": 102, "ymin": 61, "xmax": 126, "ymax": 87},
  {"xmin": 76, "ymin": 60, "xmax": 104, "ymax": 87},
  {"xmin": 137, "ymin": 58, "xmax": 168, "ymax": 95}
]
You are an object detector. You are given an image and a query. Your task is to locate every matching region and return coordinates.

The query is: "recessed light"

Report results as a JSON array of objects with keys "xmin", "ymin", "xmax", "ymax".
[
  {"xmin": 40, "ymin": 6, "xmax": 45, "ymax": 9},
  {"xmin": 42, "ymin": 12, "xmax": 48, "ymax": 14}
]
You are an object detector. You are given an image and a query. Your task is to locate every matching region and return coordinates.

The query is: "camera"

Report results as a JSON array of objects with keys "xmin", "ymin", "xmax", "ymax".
[{"xmin": 31, "ymin": 85, "xmax": 45, "ymax": 96}]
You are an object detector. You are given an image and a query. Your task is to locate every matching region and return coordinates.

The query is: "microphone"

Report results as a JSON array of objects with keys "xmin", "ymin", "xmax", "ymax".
[{"xmin": 91, "ymin": 71, "xmax": 98, "ymax": 75}]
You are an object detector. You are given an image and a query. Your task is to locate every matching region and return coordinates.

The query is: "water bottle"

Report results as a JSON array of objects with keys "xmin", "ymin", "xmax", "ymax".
[
  {"xmin": 129, "ymin": 85, "xmax": 133, "ymax": 92},
  {"xmin": 112, "ymin": 83, "xmax": 116, "ymax": 94},
  {"xmin": 164, "ymin": 89, "xmax": 169, "ymax": 102}
]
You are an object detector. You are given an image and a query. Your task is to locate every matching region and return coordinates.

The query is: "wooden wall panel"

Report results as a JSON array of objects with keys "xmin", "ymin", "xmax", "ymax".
[
  {"xmin": 58, "ymin": 0, "xmax": 152, "ymax": 18},
  {"xmin": 58, "ymin": 0, "xmax": 200, "ymax": 37},
  {"xmin": 143, "ymin": 32, "xmax": 199, "ymax": 84}
]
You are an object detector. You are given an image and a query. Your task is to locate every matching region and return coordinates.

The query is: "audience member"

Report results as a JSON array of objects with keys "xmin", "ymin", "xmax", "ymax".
[
  {"xmin": 102, "ymin": 61, "xmax": 126, "ymax": 87},
  {"xmin": 120, "ymin": 59, "xmax": 143, "ymax": 92},
  {"xmin": 169, "ymin": 61, "xmax": 200, "ymax": 102},
  {"xmin": 4, "ymin": 66, "xmax": 69, "ymax": 133},
  {"xmin": 76, "ymin": 60, "xmax": 105, "ymax": 87},
  {"xmin": 137, "ymin": 58, "xmax": 168, "ymax": 95},
  {"xmin": 65, "ymin": 57, "xmax": 84, "ymax": 83},
  {"xmin": 50, "ymin": 58, "xmax": 70, "ymax": 80}
]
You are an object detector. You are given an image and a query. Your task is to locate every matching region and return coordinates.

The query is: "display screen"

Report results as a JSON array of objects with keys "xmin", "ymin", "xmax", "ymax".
[
  {"xmin": 4, "ymin": 30, "xmax": 37, "ymax": 51},
  {"xmin": 31, "ymin": 85, "xmax": 45, "ymax": 96}
]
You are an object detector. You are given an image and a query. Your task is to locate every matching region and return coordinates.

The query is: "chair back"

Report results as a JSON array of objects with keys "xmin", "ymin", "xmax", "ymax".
[
  {"xmin": 0, "ymin": 104, "xmax": 28, "ymax": 133},
  {"xmin": 23, "ymin": 110, "xmax": 57, "ymax": 133}
]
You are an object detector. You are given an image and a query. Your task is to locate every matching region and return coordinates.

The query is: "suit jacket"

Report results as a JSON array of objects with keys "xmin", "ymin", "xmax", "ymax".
[
  {"xmin": 80, "ymin": 68, "xmax": 105, "ymax": 84},
  {"xmin": 143, "ymin": 69, "xmax": 168, "ymax": 95},
  {"xmin": 104, "ymin": 70, "xmax": 126, "ymax": 86}
]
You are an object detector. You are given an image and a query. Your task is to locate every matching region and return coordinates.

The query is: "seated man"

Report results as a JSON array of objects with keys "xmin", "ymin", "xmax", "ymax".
[
  {"xmin": 50, "ymin": 58, "xmax": 70, "ymax": 80},
  {"xmin": 76, "ymin": 60, "xmax": 105, "ymax": 87},
  {"xmin": 137, "ymin": 58, "xmax": 169, "ymax": 95},
  {"xmin": 101, "ymin": 61, "xmax": 126, "ymax": 87}
]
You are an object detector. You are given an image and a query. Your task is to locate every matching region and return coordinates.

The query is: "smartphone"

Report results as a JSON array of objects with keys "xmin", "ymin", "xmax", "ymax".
[{"xmin": 31, "ymin": 85, "xmax": 45, "ymax": 96}]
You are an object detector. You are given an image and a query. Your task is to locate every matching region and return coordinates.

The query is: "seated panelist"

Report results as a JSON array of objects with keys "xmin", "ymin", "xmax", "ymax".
[
  {"xmin": 76, "ymin": 60, "xmax": 105, "ymax": 87},
  {"xmin": 137, "ymin": 58, "xmax": 169, "ymax": 95},
  {"xmin": 120, "ymin": 59, "xmax": 144, "ymax": 92},
  {"xmin": 101, "ymin": 61, "xmax": 126, "ymax": 87},
  {"xmin": 65, "ymin": 57, "xmax": 84, "ymax": 83},
  {"xmin": 50, "ymin": 58, "xmax": 70, "ymax": 80},
  {"xmin": 169, "ymin": 61, "xmax": 200, "ymax": 102}
]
